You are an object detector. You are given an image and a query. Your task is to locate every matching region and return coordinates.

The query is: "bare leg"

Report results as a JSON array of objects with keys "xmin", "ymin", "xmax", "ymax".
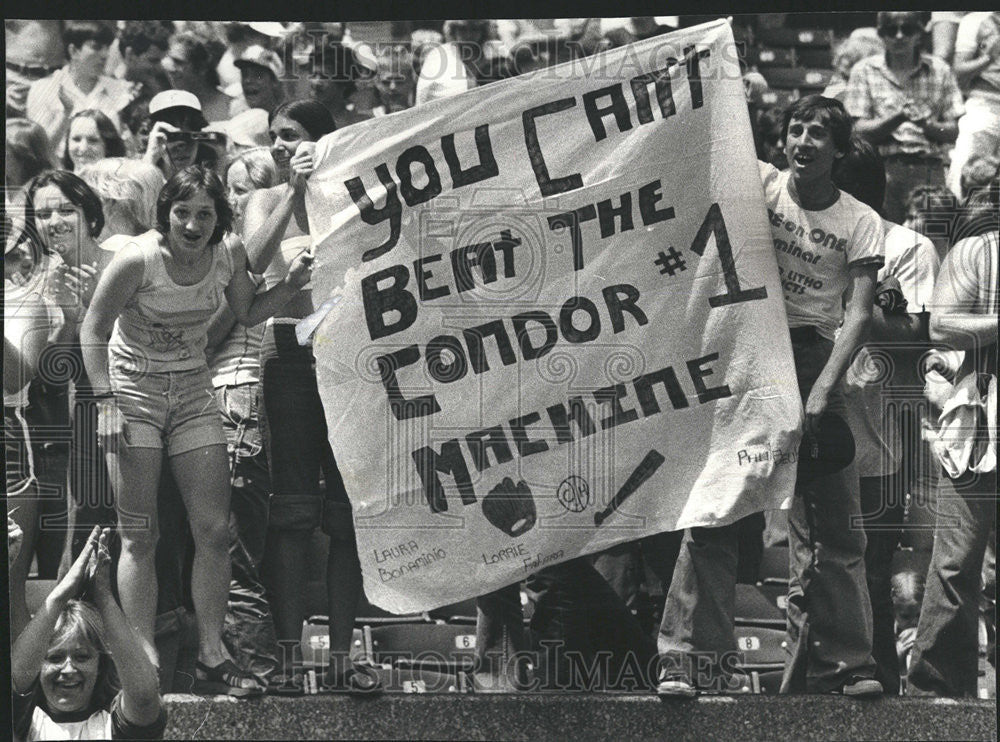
[
  {"xmin": 169, "ymin": 444, "xmax": 232, "ymax": 667},
  {"xmin": 106, "ymin": 446, "xmax": 162, "ymax": 654}
]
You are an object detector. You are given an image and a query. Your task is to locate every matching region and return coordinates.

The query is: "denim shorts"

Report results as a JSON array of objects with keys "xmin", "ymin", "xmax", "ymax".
[
  {"xmin": 110, "ymin": 363, "xmax": 226, "ymax": 456},
  {"xmin": 259, "ymin": 320, "xmax": 353, "ymax": 540}
]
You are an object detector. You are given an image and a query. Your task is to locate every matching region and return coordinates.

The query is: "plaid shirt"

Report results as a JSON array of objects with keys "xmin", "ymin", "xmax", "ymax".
[{"xmin": 844, "ymin": 53, "xmax": 964, "ymax": 160}]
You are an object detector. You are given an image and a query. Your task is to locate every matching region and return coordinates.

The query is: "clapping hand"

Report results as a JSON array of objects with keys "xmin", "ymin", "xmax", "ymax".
[
  {"xmin": 54, "ymin": 525, "xmax": 102, "ymax": 602},
  {"xmin": 85, "ymin": 527, "xmax": 114, "ymax": 603},
  {"xmin": 52, "ymin": 262, "xmax": 99, "ymax": 313},
  {"xmin": 57, "ymin": 80, "xmax": 76, "ymax": 112}
]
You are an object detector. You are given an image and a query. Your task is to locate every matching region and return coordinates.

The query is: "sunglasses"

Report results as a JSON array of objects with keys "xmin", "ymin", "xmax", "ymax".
[{"xmin": 878, "ymin": 23, "xmax": 922, "ymax": 37}]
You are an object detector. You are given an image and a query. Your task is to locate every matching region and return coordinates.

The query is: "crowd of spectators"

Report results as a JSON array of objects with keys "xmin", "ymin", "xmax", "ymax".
[{"xmin": 4, "ymin": 13, "xmax": 996, "ymax": 736}]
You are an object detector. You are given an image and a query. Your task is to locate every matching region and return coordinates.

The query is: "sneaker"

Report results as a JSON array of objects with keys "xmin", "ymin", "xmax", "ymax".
[
  {"xmin": 838, "ymin": 676, "xmax": 883, "ymax": 698},
  {"xmin": 656, "ymin": 675, "xmax": 698, "ymax": 698}
]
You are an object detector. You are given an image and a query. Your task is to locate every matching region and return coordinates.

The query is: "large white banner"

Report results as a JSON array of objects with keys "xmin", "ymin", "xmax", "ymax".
[{"xmin": 306, "ymin": 20, "xmax": 802, "ymax": 613}]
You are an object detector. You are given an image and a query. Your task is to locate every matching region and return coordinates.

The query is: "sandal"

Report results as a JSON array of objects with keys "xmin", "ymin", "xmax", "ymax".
[
  {"xmin": 323, "ymin": 664, "xmax": 383, "ymax": 696},
  {"xmin": 267, "ymin": 668, "xmax": 305, "ymax": 697},
  {"xmin": 195, "ymin": 659, "xmax": 265, "ymax": 698}
]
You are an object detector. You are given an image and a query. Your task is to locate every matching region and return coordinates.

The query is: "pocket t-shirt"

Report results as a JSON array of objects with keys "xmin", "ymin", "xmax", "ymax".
[{"xmin": 759, "ymin": 162, "xmax": 885, "ymax": 340}]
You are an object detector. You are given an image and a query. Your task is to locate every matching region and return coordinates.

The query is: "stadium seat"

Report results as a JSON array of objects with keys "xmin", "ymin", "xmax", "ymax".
[
  {"xmin": 427, "ymin": 597, "xmax": 478, "ymax": 625},
  {"xmin": 300, "ymin": 616, "xmax": 366, "ymax": 667},
  {"xmin": 763, "ymin": 67, "xmax": 833, "ymax": 91},
  {"xmin": 755, "ymin": 582, "xmax": 790, "ymax": 614},
  {"xmin": 356, "ymin": 594, "xmax": 432, "ymax": 625},
  {"xmin": 759, "ymin": 89, "xmax": 800, "ymax": 109},
  {"xmin": 380, "ymin": 666, "xmax": 467, "ymax": 694},
  {"xmin": 366, "ymin": 623, "xmax": 479, "ymax": 671},
  {"xmin": 754, "ymin": 27, "xmax": 834, "ymax": 49},
  {"xmin": 749, "ymin": 45, "xmax": 795, "ymax": 67},
  {"xmin": 734, "ymin": 584, "xmax": 786, "ymax": 628},
  {"xmin": 733, "ymin": 626, "xmax": 787, "ymax": 671},
  {"xmin": 749, "ymin": 668, "xmax": 785, "ymax": 694},
  {"xmin": 795, "ymin": 47, "xmax": 834, "ymax": 69},
  {"xmin": 758, "ymin": 546, "xmax": 790, "ymax": 584}
]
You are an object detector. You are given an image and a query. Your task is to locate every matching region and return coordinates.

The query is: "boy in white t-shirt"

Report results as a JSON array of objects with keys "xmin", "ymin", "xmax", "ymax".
[
  {"xmin": 657, "ymin": 96, "xmax": 885, "ymax": 698},
  {"xmin": 767, "ymin": 96, "xmax": 885, "ymax": 696}
]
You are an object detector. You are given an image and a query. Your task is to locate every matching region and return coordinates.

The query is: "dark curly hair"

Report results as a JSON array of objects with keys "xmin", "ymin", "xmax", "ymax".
[
  {"xmin": 156, "ymin": 165, "xmax": 232, "ymax": 245},
  {"xmin": 24, "ymin": 169, "xmax": 105, "ymax": 241}
]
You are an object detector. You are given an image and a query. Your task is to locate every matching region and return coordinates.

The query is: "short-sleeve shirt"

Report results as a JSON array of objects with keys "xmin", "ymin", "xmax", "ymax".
[
  {"xmin": 844, "ymin": 53, "xmax": 965, "ymax": 160},
  {"xmin": 955, "ymin": 12, "xmax": 1000, "ymax": 104},
  {"xmin": 108, "ymin": 231, "xmax": 238, "ymax": 374},
  {"xmin": 14, "ymin": 688, "xmax": 166, "ymax": 740},
  {"xmin": 760, "ymin": 162, "xmax": 885, "ymax": 340},
  {"xmin": 415, "ymin": 43, "xmax": 477, "ymax": 105},
  {"xmin": 843, "ymin": 222, "xmax": 941, "ymax": 477},
  {"xmin": 25, "ymin": 67, "xmax": 137, "ymax": 160}
]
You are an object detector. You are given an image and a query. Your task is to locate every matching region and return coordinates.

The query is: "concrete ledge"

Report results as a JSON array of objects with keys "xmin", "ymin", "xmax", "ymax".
[{"xmin": 164, "ymin": 693, "xmax": 997, "ymax": 741}]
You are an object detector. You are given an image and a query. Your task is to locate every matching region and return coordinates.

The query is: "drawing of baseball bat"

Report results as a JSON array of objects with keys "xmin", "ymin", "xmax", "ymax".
[{"xmin": 594, "ymin": 448, "xmax": 666, "ymax": 526}]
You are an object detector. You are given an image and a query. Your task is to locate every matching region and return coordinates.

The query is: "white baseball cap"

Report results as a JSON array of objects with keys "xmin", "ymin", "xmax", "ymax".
[
  {"xmin": 246, "ymin": 22, "xmax": 292, "ymax": 38},
  {"xmin": 235, "ymin": 44, "xmax": 285, "ymax": 79},
  {"xmin": 148, "ymin": 90, "xmax": 208, "ymax": 127}
]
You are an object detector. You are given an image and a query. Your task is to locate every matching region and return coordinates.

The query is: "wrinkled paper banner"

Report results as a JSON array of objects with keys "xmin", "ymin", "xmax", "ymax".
[{"xmin": 306, "ymin": 19, "xmax": 802, "ymax": 613}]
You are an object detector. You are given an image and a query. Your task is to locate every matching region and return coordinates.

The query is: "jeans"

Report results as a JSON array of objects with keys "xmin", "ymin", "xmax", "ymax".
[
  {"xmin": 859, "ymin": 472, "xmax": 905, "ymax": 695},
  {"xmin": 908, "ymin": 468, "xmax": 997, "ymax": 696},
  {"xmin": 657, "ymin": 522, "xmax": 743, "ymax": 687},
  {"xmin": 259, "ymin": 322, "xmax": 352, "ymax": 540},
  {"xmin": 474, "ymin": 584, "xmax": 530, "ymax": 689},
  {"xmin": 23, "ymin": 377, "xmax": 70, "ymax": 578},
  {"xmin": 109, "ymin": 364, "xmax": 226, "ymax": 455},
  {"xmin": 781, "ymin": 330, "xmax": 877, "ymax": 693},
  {"xmin": 215, "ymin": 383, "xmax": 279, "ymax": 680},
  {"xmin": 527, "ymin": 559, "xmax": 657, "ymax": 691},
  {"xmin": 475, "ymin": 559, "xmax": 657, "ymax": 691},
  {"xmin": 592, "ymin": 531, "xmax": 684, "ymax": 635}
]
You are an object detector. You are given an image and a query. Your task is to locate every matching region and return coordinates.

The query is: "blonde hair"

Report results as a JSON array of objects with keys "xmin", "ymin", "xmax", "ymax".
[
  {"xmin": 77, "ymin": 158, "xmax": 165, "ymax": 233},
  {"xmin": 49, "ymin": 599, "xmax": 118, "ymax": 708},
  {"xmin": 226, "ymin": 147, "xmax": 278, "ymax": 191},
  {"xmin": 832, "ymin": 36, "xmax": 884, "ymax": 78}
]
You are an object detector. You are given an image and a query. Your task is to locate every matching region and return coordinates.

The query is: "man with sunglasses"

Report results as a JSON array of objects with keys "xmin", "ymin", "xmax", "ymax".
[{"xmin": 845, "ymin": 11, "xmax": 964, "ymax": 224}]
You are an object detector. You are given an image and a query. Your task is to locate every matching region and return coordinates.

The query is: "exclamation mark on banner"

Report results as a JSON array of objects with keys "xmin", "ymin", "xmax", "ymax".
[{"xmin": 594, "ymin": 448, "xmax": 666, "ymax": 526}]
